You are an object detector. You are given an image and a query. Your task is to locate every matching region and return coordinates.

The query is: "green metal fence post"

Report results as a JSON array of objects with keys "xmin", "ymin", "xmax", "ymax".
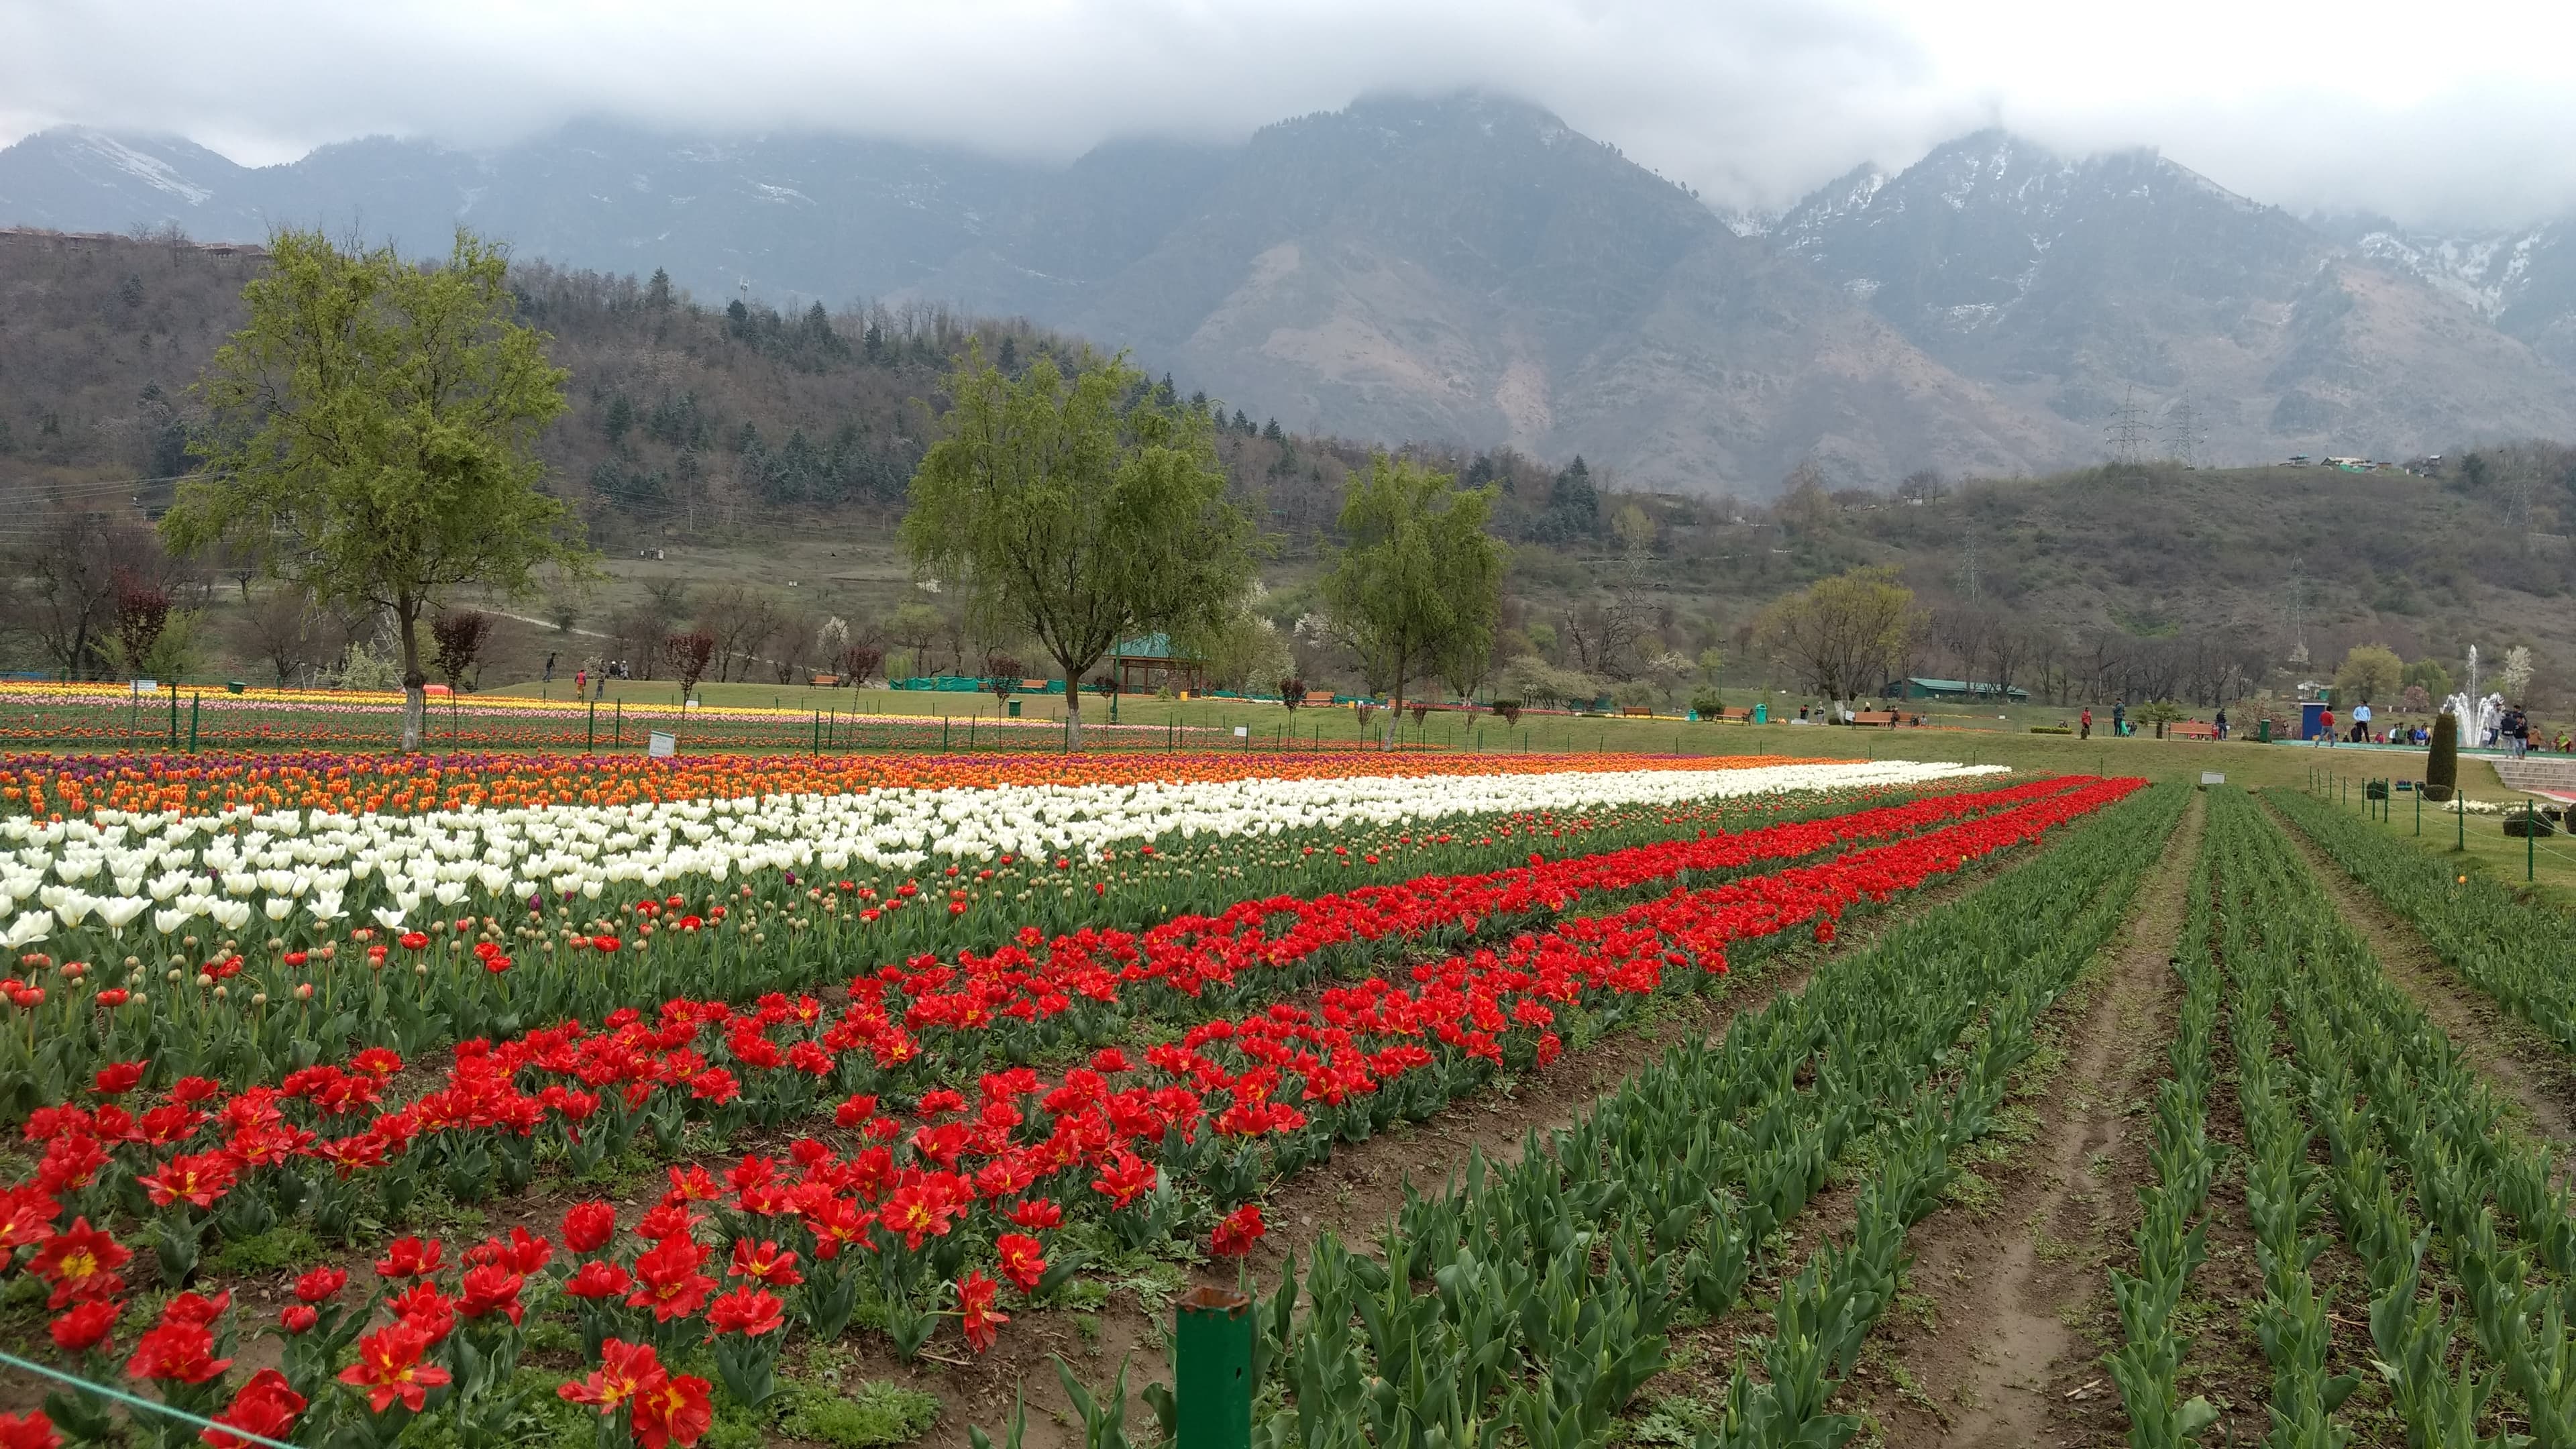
[
  {"xmin": 614, "ymin": 702, "xmax": 623, "ymax": 750},
  {"xmin": 2416, "ymin": 786, "xmax": 2422, "ymax": 836},
  {"xmin": 587, "ymin": 701, "xmax": 596, "ymax": 752},
  {"xmin": 2457, "ymin": 792, "xmax": 2465, "ymax": 853},
  {"xmin": 188, "ymin": 694, "xmax": 200, "ymax": 753},
  {"xmin": 168, "ymin": 688, "xmax": 178, "ymax": 750},
  {"xmin": 2530, "ymin": 800, "xmax": 2537, "ymax": 882},
  {"xmin": 1173, "ymin": 1287, "xmax": 1253, "ymax": 1449}
]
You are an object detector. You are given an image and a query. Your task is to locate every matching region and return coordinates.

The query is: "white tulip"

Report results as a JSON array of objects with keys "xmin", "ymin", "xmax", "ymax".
[{"xmin": 1, "ymin": 915, "xmax": 51, "ymax": 949}]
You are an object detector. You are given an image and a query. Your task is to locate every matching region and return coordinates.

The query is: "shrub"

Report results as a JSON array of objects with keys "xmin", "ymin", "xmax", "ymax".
[
  {"xmin": 2029, "ymin": 725, "xmax": 2072, "ymax": 735},
  {"xmin": 1690, "ymin": 688, "xmax": 1722, "ymax": 719},
  {"xmin": 2425, "ymin": 713, "xmax": 2458, "ymax": 802},
  {"xmin": 1491, "ymin": 699, "xmax": 1522, "ymax": 726}
]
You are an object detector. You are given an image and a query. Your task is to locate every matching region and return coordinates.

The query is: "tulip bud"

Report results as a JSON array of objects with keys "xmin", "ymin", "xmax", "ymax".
[{"xmin": 296, "ymin": 982, "xmax": 314, "ymax": 1000}]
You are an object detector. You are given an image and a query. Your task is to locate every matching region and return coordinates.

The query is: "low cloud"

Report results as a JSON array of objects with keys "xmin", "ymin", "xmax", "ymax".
[{"xmin": 6, "ymin": 0, "xmax": 2572, "ymax": 227}]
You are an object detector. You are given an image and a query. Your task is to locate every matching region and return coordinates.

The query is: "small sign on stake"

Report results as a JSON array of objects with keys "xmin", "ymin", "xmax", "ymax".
[
  {"xmin": 648, "ymin": 731, "xmax": 677, "ymax": 759},
  {"xmin": 2202, "ymin": 771, "xmax": 2225, "ymax": 786}
]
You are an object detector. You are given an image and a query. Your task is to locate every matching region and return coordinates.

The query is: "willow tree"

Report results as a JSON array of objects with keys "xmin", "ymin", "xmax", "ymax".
[
  {"xmin": 167, "ymin": 228, "xmax": 587, "ymax": 750},
  {"xmin": 1320, "ymin": 456, "xmax": 1506, "ymax": 744},
  {"xmin": 902, "ymin": 347, "xmax": 1252, "ymax": 749}
]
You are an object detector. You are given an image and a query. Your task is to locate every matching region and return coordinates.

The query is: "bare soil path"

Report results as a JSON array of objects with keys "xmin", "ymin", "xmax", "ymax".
[{"xmin": 1837, "ymin": 788, "xmax": 2206, "ymax": 1448}]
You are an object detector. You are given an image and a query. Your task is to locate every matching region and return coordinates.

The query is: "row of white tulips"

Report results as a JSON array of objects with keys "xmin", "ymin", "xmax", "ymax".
[{"xmin": 0, "ymin": 759, "xmax": 2003, "ymax": 949}]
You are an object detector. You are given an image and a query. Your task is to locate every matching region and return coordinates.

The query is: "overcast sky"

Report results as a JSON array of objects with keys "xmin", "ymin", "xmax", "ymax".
[{"xmin": 7, "ymin": 0, "xmax": 2574, "ymax": 227}]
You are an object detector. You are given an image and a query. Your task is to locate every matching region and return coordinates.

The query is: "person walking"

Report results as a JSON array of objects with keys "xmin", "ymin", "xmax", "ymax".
[
  {"xmin": 2353, "ymin": 700, "xmax": 2372, "ymax": 742},
  {"xmin": 575, "ymin": 667, "xmax": 586, "ymax": 699},
  {"xmin": 2316, "ymin": 706, "xmax": 2335, "ymax": 746},
  {"xmin": 2215, "ymin": 707, "xmax": 2229, "ymax": 741},
  {"xmin": 2505, "ymin": 703, "xmax": 2530, "ymax": 759},
  {"xmin": 2112, "ymin": 702, "xmax": 2127, "ymax": 738},
  {"xmin": 543, "ymin": 652, "xmax": 556, "ymax": 684},
  {"xmin": 2080, "ymin": 706, "xmax": 2093, "ymax": 741}
]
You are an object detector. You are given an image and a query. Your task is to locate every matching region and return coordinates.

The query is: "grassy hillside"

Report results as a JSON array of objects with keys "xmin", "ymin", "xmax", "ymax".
[{"xmin": 2, "ymin": 227, "xmax": 2569, "ymax": 718}]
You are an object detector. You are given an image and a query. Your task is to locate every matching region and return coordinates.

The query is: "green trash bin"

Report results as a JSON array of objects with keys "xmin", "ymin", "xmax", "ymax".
[
  {"xmin": 2256, "ymin": 718, "xmax": 2271, "ymax": 743},
  {"xmin": 1753, "ymin": 702, "xmax": 1768, "ymax": 724},
  {"xmin": 1007, "ymin": 700, "xmax": 1022, "ymax": 718},
  {"xmin": 226, "ymin": 680, "xmax": 246, "ymax": 694}
]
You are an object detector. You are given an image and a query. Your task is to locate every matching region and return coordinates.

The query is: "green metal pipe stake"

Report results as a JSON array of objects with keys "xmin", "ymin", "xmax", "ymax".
[
  {"xmin": 2530, "ymin": 800, "xmax": 2537, "ymax": 882},
  {"xmin": 1173, "ymin": 1286, "xmax": 1253, "ymax": 1449}
]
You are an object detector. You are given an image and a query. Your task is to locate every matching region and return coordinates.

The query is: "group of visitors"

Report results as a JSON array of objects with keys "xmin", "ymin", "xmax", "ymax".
[
  {"xmin": 2310, "ymin": 701, "xmax": 2557, "ymax": 753},
  {"xmin": 2077, "ymin": 703, "xmax": 2137, "ymax": 739}
]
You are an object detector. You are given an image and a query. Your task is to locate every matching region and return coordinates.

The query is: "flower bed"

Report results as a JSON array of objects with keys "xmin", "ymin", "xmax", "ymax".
[
  {"xmin": 0, "ymin": 760, "xmax": 2002, "ymax": 1110},
  {"xmin": 0, "ymin": 748, "xmax": 1833, "ymax": 820},
  {"xmin": 0, "ymin": 775, "xmax": 2137, "ymax": 1449}
]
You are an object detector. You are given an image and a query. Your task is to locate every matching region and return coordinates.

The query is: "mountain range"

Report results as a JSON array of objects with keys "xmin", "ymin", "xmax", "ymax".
[{"xmin": 7, "ymin": 96, "xmax": 2575, "ymax": 495}]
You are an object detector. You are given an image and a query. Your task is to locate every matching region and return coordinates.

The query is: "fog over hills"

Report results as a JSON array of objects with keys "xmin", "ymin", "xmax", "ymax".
[{"xmin": 7, "ymin": 95, "xmax": 2575, "ymax": 495}]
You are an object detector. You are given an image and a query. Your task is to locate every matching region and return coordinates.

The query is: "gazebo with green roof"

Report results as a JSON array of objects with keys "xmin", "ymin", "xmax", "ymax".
[{"xmin": 1109, "ymin": 633, "xmax": 1208, "ymax": 694}]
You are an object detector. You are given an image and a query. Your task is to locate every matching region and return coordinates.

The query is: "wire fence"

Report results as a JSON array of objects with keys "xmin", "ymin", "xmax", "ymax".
[{"xmin": 0, "ymin": 684, "xmax": 1785, "ymax": 761}]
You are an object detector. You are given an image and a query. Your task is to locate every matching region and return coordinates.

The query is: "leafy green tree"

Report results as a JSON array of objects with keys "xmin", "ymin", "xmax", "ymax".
[
  {"xmin": 902, "ymin": 346, "xmax": 1252, "ymax": 748},
  {"xmin": 1320, "ymin": 456, "xmax": 1507, "ymax": 743},
  {"xmin": 167, "ymin": 228, "xmax": 590, "ymax": 750},
  {"xmin": 2402, "ymin": 657, "xmax": 2454, "ymax": 702},
  {"xmin": 1754, "ymin": 565, "xmax": 1923, "ymax": 700},
  {"xmin": 2332, "ymin": 643, "xmax": 2404, "ymax": 706}
]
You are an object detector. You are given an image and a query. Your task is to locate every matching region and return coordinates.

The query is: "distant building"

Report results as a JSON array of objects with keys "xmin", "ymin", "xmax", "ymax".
[{"xmin": 1882, "ymin": 677, "xmax": 2031, "ymax": 704}]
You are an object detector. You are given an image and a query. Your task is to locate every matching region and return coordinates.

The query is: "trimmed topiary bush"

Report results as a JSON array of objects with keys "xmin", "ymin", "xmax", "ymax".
[{"xmin": 2425, "ymin": 712, "xmax": 2459, "ymax": 803}]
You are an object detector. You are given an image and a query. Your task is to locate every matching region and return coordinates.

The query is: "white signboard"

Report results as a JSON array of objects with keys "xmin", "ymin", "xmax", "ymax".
[
  {"xmin": 1233, "ymin": 725, "xmax": 1250, "ymax": 738},
  {"xmin": 131, "ymin": 679, "xmax": 158, "ymax": 694},
  {"xmin": 648, "ymin": 731, "xmax": 677, "ymax": 759},
  {"xmin": 2202, "ymin": 771, "xmax": 2224, "ymax": 786}
]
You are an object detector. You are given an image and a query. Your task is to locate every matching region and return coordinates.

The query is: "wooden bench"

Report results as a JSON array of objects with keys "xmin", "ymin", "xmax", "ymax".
[
  {"xmin": 1851, "ymin": 710, "xmax": 1898, "ymax": 727},
  {"xmin": 1621, "ymin": 706, "xmax": 1656, "ymax": 717},
  {"xmin": 1020, "ymin": 678, "xmax": 1049, "ymax": 692},
  {"xmin": 808, "ymin": 674, "xmax": 840, "ymax": 687},
  {"xmin": 2167, "ymin": 722, "xmax": 2219, "ymax": 741},
  {"xmin": 1720, "ymin": 706, "xmax": 1756, "ymax": 722}
]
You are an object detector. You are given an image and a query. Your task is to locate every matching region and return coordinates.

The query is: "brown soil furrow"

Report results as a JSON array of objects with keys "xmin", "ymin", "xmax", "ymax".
[
  {"xmin": 2258, "ymin": 794, "xmax": 2576, "ymax": 1152},
  {"xmin": 1839, "ymin": 788, "xmax": 2206, "ymax": 1448}
]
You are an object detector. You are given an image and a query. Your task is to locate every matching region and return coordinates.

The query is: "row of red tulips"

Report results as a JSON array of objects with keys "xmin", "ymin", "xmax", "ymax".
[
  {"xmin": 8, "ymin": 776, "xmax": 2073, "ymax": 1244},
  {"xmin": 0, "ymin": 776, "xmax": 2138, "ymax": 1449}
]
